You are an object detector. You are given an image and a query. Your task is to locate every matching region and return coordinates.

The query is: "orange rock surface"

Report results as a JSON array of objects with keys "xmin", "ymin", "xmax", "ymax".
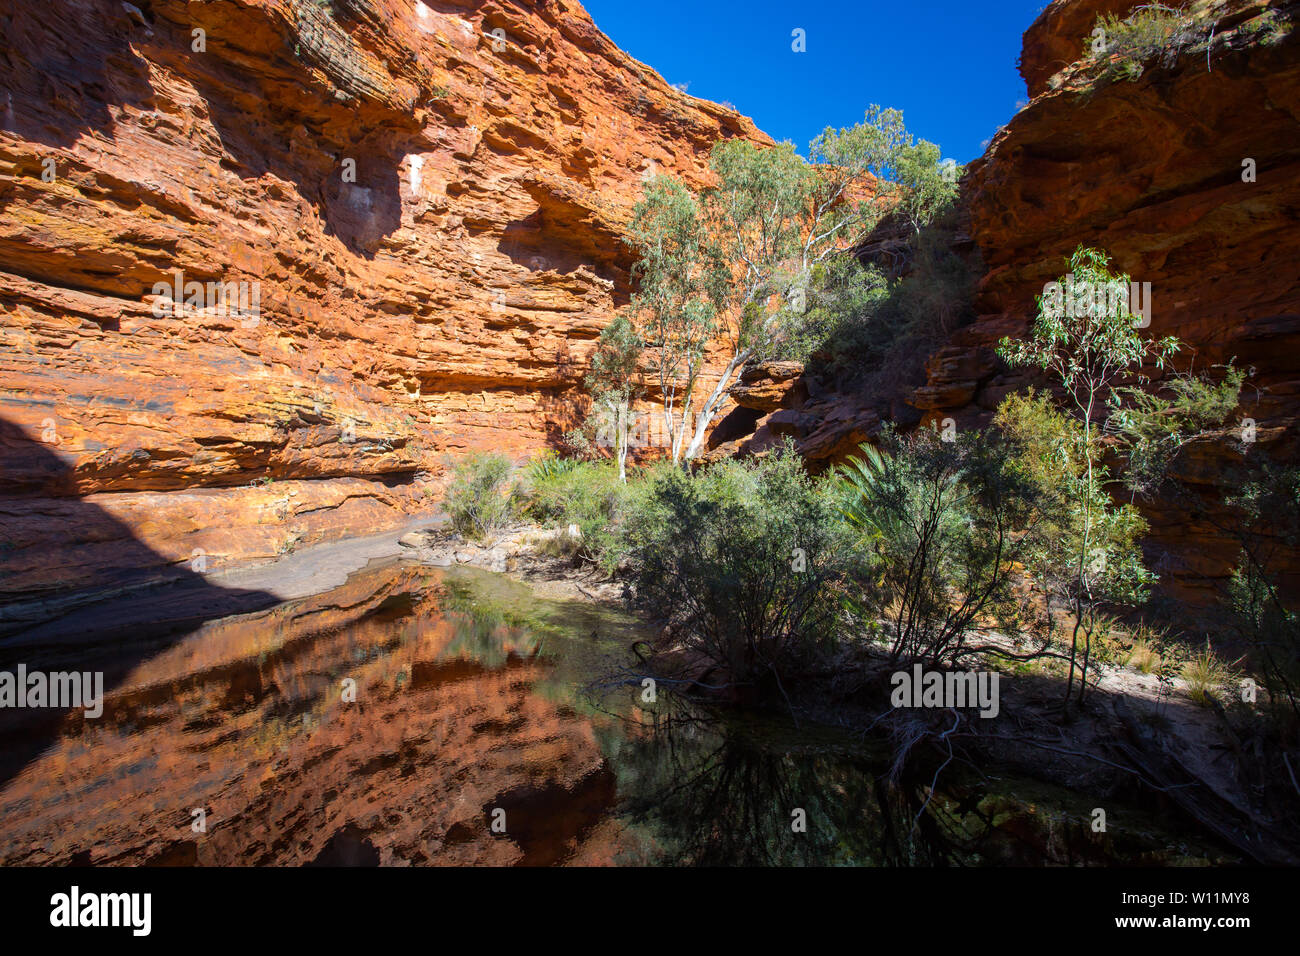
[{"xmin": 0, "ymin": 0, "xmax": 767, "ymax": 601}]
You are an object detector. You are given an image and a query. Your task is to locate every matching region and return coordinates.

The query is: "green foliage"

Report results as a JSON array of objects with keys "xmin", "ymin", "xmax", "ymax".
[
  {"xmin": 1241, "ymin": 8, "xmax": 1288, "ymax": 45},
  {"xmin": 998, "ymin": 246, "xmax": 1180, "ymax": 426},
  {"xmin": 992, "ymin": 390, "xmax": 1085, "ymax": 492},
  {"xmin": 444, "ymin": 452, "xmax": 522, "ymax": 542},
  {"xmin": 780, "ymin": 256, "xmax": 888, "ymax": 365},
  {"xmin": 524, "ymin": 457, "xmax": 652, "ymax": 573},
  {"xmin": 625, "ymin": 445, "xmax": 851, "ymax": 688},
  {"xmin": 585, "ymin": 313, "xmax": 643, "ymax": 406},
  {"xmin": 835, "ymin": 427, "xmax": 1046, "ymax": 668},
  {"xmin": 997, "ymin": 390, "xmax": 1155, "ymax": 604},
  {"xmin": 994, "ymin": 248, "xmax": 1181, "ymax": 578},
  {"xmin": 995, "ymin": 389, "xmax": 1156, "ymax": 704},
  {"xmin": 802, "ymin": 206, "xmax": 977, "ymax": 385},
  {"xmin": 882, "ymin": 136, "xmax": 962, "ymax": 237},
  {"xmin": 997, "ymin": 248, "xmax": 1261, "ymax": 712},
  {"xmin": 1084, "ymin": 6, "xmax": 1208, "ymax": 82},
  {"xmin": 622, "ymin": 106, "xmax": 960, "ymax": 462},
  {"xmin": 705, "ymin": 107, "xmax": 961, "ymax": 366},
  {"xmin": 1082, "ymin": 5, "xmax": 1294, "ymax": 84},
  {"xmin": 997, "ymin": 250, "xmax": 1273, "ymax": 715},
  {"xmin": 707, "ymin": 139, "xmax": 811, "ymax": 310},
  {"xmin": 525, "ymin": 452, "xmax": 584, "ymax": 484},
  {"xmin": 806, "ymin": 105, "xmax": 958, "ymax": 242},
  {"xmin": 1110, "ymin": 364, "xmax": 1244, "ymax": 496},
  {"xmin": 579, "ymin": 313, "xmax": 644, "ymax": 480},
  {"xmin": 1224, "ymin": 463, "xmax": 1300, "ymax": 722},
  {"xmin": 624, "ymin": 176, "xmax": 726, "ymax": 462},
  {"xmin": 834, "ymin": 441, "xmax": 891, "ymax": 538}
]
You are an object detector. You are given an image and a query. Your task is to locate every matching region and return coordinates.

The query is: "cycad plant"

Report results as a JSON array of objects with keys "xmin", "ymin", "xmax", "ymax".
[{"xmin": 836, "ymin": 428, "xmax": 1045, "ymax": 669}]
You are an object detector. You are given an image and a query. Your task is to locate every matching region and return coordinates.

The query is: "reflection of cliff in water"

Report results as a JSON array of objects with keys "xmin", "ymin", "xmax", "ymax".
[
  {"xmin": 0, "ymin": 564, "xmax": 633, "ymax": 866},
  {"xmin": 0, "ymin": 415, "xmax": 280, "ymax": 793}
]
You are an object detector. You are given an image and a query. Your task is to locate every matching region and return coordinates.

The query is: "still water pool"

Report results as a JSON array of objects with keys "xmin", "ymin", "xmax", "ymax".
[{"xmin": 0, "ymin": 560, "xmax": 1235, "ymax": 866}]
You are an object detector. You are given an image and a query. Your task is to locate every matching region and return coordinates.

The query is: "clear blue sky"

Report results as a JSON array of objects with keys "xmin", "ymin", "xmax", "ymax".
[{"xmin": 581, "ymin": 0, "xmax": 1048, "ymax": 164}]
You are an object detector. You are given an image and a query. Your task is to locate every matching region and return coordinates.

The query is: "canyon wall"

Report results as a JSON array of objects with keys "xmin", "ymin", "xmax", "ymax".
[
  {"xmin": 947, "ymin": 0, "xmax": 1300, "ymax": 603},
  {"xmin": 0, "ymin": 0, "xmax": 765, "ymax": 612},
  {"xmin": 729, "ymin": 0, "xmax": 1299, "ymax": 604}
]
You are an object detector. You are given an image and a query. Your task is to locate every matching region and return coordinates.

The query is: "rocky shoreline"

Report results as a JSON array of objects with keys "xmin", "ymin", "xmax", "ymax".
[{"xmin": 397, "ymin": 523, "xmax": 626, "ymax": 605}]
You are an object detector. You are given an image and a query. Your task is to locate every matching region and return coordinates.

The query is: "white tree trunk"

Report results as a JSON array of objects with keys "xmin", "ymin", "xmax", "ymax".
[
  {"xmin": 683, "ymin": 348, "xmax": 751, "ymax": 461},
  {"xmin": 616, "ymin": 400, "xmax": 628, "ymax": 483}
]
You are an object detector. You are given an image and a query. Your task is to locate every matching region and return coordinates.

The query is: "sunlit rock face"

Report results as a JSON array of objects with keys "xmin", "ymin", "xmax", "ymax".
[{"xmin": 0, "ymin": 0, "xmax": 766, "ymax": 600}]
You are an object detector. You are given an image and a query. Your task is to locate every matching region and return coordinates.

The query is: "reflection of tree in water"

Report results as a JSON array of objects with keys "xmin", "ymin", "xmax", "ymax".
[
  {"xmin": 626, "ymin": 725, "xmax": 859, "ymax": 865},
  {"xmin": 603, "ymin": 697, "xmax": 1232, "ymax": 868},
  {"xmin": 606, "ymin": 699, "xmax": 1017, "ymax": 866},
  {"xmin": 599, "ymin": 695, "xmax": 1186, "ymax": 866},
  {"xmin": 429, "ymin": 574, "xmax": 1234, "ymax": 867},
  {"xmin": 438, "ymin": 580, "xmax": 547, "ymax": 668}
]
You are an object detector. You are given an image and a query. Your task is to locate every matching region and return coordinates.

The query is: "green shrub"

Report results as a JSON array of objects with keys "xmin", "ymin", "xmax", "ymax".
[
  {"xmin": 525, "ymin": 452, "xmax": 585, "ymax": 485},
  {"xmin": 444, "ymin": 452, "xmax": 522, "ymax": 542},
  {"xmin": 1224, "ymin": 463, "xmax": 1300, "ymax": 724},
  {"xmin": 1241, "ymin": 9, "xmax": 1287, "ymax": 46},
  {"xmin": 836, "ymin": 426, "xmax": 1045, "ymax": 669},
  {"xmin": 1110, "ymin": 364, "xmax": 1243, "ymax": 498},
  {"xmin": 801, "ymin": 205, "xmax": 978, "ymax": 399},
  {"xmin": 625, "ymin": 445, "xmax": 851, "ymax": 690},
  {"xmin": 997, "ymin": 248, "xmax": 1181, "ymax": 709},
  {"xmin": 524, "ymin": 457, "xmax": 646, "ymax": 572},
  {"xmin": 1084, "ymin": 6, "xmax": 1208, "ymax": 82},
  {"xmin": 995, "ymin": 389, "xmax": 1158, "ymax": 704}
]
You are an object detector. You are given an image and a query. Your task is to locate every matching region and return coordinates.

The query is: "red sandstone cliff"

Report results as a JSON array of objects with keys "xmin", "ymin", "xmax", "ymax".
[
  {"xmin": 0, "ymin": 0, "xmax": 767, "ymax": 606},
  {"xmin": 723, "ymin": 0, "xmax": 1299, "ymax": 603},
  {"xmin": 941, "ymin": 0, "xmax": 1300, "ymax": 602}
]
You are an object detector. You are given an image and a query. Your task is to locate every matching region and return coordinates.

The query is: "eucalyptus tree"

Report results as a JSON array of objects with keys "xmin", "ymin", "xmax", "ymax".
[
  {"xmin": 679, "ymin": 107, "xmax": 959, "ymax": 461},
  {"xmin": 623, "ymin": 176, "xmax": 728, "ymax": 465},
  {"xmin": 624, "ymin": 107, "xmax": 958, "ymax": 465},
  {"xmin": 997, "ymin": 246, "xmax": 1180, "ymax": 708}
]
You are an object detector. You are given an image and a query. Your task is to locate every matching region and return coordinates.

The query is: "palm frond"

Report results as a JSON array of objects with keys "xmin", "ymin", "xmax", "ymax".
[{"xmin": 835, "ymin": 442, "xmax": 891, "ymax": 534}]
